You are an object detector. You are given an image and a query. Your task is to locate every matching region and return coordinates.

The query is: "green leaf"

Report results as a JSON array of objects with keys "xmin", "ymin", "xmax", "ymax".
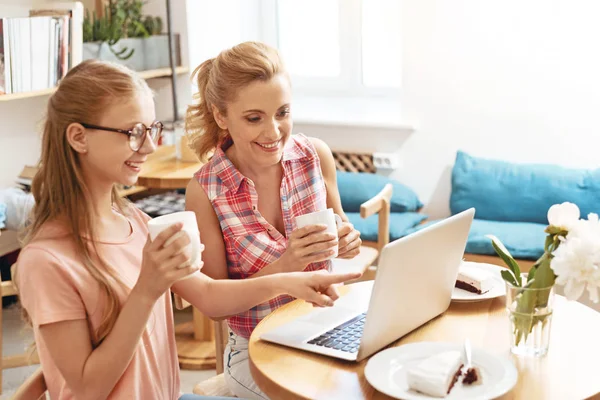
[
  {"xmin": 117, "ymin": 48, "xmax": 135, "ymax": 60},
  {"xmin": 487, "ymin": 235, "xmax": 522, "ymax": 286},
  {"xmin": 501, "ymin": 269, "xmax": 519, "ymax": 287},
  {"xmin": 524, "ymin": 278, "xmax": 536, "ymax": 288},
  {"xmin": 112, "ymin": 46, "xmax": 129, "ymax": 56},
  {"xmin": 527, "ymin": 264, "xmax": 537, "ymax": 283},
  {"xmin": 544, "ymin": 234, "xmax": 554, "ymax": 253},
  {"xmin": 532, "ymin": 255, "xmax": 555, "ymax": 286}
]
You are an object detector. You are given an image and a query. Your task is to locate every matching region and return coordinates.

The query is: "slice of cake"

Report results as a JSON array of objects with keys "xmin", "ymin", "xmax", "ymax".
[
  {"xmin": 406, "ymin": 351, "xmax": 463, "ymax": 398},
  {"xmin": 455, "ymin": 267, "xmax": 494, "ymax": 294}
]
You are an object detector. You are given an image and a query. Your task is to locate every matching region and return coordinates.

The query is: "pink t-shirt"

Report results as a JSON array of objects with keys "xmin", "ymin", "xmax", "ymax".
[{"xmin": 15, "ymin": 207, "xmax": 181, "ymax": 399}]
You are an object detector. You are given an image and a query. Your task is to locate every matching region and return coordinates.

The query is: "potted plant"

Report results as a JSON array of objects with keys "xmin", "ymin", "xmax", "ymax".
[{"xmin": 82, "ymin": 0, "xmax": 179, "ymax": 71}]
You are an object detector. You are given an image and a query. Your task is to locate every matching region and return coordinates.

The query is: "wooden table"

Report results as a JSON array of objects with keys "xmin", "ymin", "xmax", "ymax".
[
  {"xmin": 249, "ymin": 281, "xmax": 600, "ymax": 400},
  {"xmin": 136, "ymin": 144, "xmax": 203, "ymax": 189}
]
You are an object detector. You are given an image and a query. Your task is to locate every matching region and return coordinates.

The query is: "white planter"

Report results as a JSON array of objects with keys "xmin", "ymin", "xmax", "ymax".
[{"xmin": 82, "ymin": 34, "xmax": 180, "ymax": 71}]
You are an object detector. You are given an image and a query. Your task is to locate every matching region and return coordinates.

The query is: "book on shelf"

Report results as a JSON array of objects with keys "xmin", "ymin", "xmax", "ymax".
[
  {"xmin": 0, "ymin": 2, "xmax": 83, "ymax": 96},
  {"xmin": 29, "ymin": 2, "xmax": 83, "ymax": 71}
]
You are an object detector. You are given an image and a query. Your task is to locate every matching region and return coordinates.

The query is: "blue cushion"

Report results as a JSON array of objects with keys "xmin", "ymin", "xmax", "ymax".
[
  {"xmin": 406, "ymin": 218, "xmax": 546, "ymax": 260},
  {"xmin": 347, "ymin": 212, "xmax": 428, "ymax": 242},
  {"xmin": 337, "ymin": 171, "xmax": 423, "ymax": 213},
  {"xmin": 451, "ymin": 151, "xmax": 600, "ymax": 224}
]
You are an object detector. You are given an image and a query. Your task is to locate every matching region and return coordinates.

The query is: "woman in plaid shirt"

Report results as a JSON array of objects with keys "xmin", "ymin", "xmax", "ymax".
[{"xmin": 185, "ymin": 42, "xmax": 362, "ymax": 399}]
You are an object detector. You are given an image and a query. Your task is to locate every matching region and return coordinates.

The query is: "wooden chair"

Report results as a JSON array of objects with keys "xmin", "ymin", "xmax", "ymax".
[
  {"xmin": 330, "ymin": 151, "xmax": 393, "ymax": 281},
  {"xmin": 0, "ymin": 265, "xmax": 40, "ymax": 394},
  {"xmin": 173, "ymin": 295, "xmax": 235, "ymax": 397},
  {"xmin": 10, "ymin": 367, "xmax": 46, "ymax": 400}
]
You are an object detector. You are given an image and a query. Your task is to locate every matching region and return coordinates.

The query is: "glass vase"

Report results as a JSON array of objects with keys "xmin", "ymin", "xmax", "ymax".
[{"xmin": 506, "ymin": 282, "xmax": 555, "ymax": 357}]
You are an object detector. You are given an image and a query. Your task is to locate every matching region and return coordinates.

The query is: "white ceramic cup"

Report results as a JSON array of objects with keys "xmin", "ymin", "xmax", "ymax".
[
  {"xmin": 294, "ymin": 208, "xmax": 343, "ymax": 259},
  {"xmin": 147, "ymin": 211, "xmax": 202, "ymax": 270}
]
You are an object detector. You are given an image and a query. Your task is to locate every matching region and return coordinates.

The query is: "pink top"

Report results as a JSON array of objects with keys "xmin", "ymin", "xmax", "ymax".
[
  {"xmin": 195, "ymin": 133, "xmax": 331, "ymax": 338},
  {"xmin": 16, "ymin": 206, "xmax": 181, "ymax": 399}
]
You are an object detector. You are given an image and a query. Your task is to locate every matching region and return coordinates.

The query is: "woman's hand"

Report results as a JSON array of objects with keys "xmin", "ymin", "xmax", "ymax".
[
  {"xmin": 337, "ymin": 222, "xmax": 361, "ymax": 259},
  {"xmin": 280, "ymin": 270, "xmax": 362, "ymax": 306},
  {"xmin": 134, "ymin": 223, "xmax": 203, "ymax": 302},
  {"xmin": 280, "ymin": 224, "xmax": 338, "ymax": 272}
]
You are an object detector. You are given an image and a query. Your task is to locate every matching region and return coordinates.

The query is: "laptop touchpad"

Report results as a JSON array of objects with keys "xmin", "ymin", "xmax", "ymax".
[{"xmin": 300, "ymin": 306, "xmax": 358, "ymax": 326}]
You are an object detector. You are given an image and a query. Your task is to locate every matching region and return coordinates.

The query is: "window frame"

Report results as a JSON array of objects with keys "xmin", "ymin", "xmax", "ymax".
[{"xmin": 259, "ymin": 0, "xmax": 400, "ymax": 99}]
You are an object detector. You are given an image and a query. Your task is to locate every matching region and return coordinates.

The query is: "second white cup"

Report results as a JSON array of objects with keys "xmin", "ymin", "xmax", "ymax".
[
  {"xmin": 147, "ymin": 211, "xmax": 203, "ymax": 270},
  {"xmin": 294, "ymin": 208, "xmax": 342, "ymax": 259}
]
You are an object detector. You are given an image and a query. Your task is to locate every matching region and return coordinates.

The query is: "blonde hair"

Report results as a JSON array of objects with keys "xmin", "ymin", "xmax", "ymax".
[
  {"xmin": 185, "ymin": 41, "xmax": 286, "ymax": 161},
  {"xmin": 17, "ymin": 59, "xmax": 152, "ymax": 347}
]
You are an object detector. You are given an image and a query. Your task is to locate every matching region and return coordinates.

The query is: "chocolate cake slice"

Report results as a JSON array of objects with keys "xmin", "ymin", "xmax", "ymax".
[{"xmin": 455, "ymin": 267, "xmax": 494, "ymax": 294}]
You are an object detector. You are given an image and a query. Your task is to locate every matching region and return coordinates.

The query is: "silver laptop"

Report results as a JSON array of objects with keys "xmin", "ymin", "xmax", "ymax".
[{"xmin": 260, "ymin": 208, "xmax": 475, "ymax": 362}]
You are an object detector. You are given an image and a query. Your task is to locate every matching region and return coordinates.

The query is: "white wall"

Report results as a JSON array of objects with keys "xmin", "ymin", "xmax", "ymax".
[
  {"xmin": 305, "ymin": 1, "xmax": 600, "ymax": 219},
  {"xmin": 0, "ymin": 0, "xmax": 191, "ymax": 189}
]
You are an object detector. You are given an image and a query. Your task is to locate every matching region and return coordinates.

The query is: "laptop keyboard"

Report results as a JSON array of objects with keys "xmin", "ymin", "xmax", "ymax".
[{"xmin": 307, "ymin": 313, "xmax": 367, "ymax": 353}]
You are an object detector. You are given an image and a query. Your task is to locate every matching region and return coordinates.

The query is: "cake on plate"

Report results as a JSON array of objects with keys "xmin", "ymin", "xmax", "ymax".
[
  {"xmin": 406, "ymin": 350, "xmax": 463, "ymax": 397},
  {"xmin": 455, "ymin": 266, "xmax": 495, "ymax": 294}
]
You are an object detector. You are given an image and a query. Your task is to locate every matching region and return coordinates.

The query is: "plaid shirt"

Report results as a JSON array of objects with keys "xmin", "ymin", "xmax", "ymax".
[{"xmin": 195, "ymin": 133, "xmax": 331, "ymax": 338}]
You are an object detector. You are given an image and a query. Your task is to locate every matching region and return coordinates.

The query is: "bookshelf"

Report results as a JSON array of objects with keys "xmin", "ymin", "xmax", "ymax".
[{"xmin": 0, "ymin": 66, "xmax": 189, "ymax": 102}]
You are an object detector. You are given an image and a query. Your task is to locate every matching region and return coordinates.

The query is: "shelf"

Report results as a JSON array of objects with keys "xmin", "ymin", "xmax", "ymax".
[
  {"xmin": 0, "ymin": 66, "xmax": 190, "ymax": 102},
  {"xmin": 138, "ymin": 66, "xmax": 189, "ymax": 79},
  {"xmin": 0, "ymin": 88, "xmax": 56, "ymax": 102}
]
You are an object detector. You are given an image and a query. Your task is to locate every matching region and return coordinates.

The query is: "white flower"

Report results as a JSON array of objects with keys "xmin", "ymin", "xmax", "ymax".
[
  {"xmin": 569, "ymin": 212, "xmax": 600, "ymax": 240},
  {"xmin": 550, "ymin": 235, "xmax": 600, "ymax": 302},
  {"xmin": 547, "ymin": 202, "xmax": 580, "ymax": 232}
]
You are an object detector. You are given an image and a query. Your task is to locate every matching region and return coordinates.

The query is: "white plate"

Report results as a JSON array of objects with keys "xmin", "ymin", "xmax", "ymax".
[
  {"xmin": 364, "ymin": 342, "xmax": 518, "ymax": 400},
  {"xmin": 452, "ymin": 262, "xmax": 506, "ymax": 302}
]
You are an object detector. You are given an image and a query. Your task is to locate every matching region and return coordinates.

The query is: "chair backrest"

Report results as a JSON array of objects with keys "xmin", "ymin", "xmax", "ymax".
[
  {"xmin": 173, "ymin": 295, "xmax": 229, "ymax": 374},
  {"xmin": 360, "ymin": 183, "xmax": 393, "ymax": 251},
  {"xmin": 213, "ymin": 318, "xmax": 228, "ymax": 374},
  {"xmin": 11, "ymin": 367, "xmax": 46, "ymax": 400}
]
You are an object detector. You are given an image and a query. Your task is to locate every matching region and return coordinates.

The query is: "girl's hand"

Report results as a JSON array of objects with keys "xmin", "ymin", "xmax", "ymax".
[
  {"xmin": 281, "ymin": 224, "xmax": 338, "ymax": 272},
  {"xmin": 337, "ymin": 222, "xmax": 361, "ymax": 259},
  {"xmin": 280, "ymin": 270, "xmax": 362, "ymax": 306},
  {"xmin": 134, "ymin": 223, "xmax": 203, "ymax": 302}
]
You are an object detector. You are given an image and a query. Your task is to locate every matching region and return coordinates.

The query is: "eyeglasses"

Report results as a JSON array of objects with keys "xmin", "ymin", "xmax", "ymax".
[{"xmin": 80, "ymin": 121, "xmax": 164, "ymax": 151}]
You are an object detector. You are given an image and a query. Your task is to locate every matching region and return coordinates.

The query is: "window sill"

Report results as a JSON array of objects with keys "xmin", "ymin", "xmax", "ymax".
[{"xmin": 292, "ymin": 96, "xmax": 414, "ymax": 131}]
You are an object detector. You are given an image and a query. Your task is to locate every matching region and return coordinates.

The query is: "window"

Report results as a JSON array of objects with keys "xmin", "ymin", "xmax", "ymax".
[
  {"xmin": 262, "ymin": 0, "xmax": 402, "ymax": 97},
  {"xmin": 276, "ymin": 0, "xmax": 341, "ymax": 78}
]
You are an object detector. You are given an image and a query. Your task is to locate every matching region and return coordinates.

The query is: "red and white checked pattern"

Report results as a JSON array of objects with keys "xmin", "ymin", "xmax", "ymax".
[{"xmin": 195, "ymin": 134, "xmax": 331, "ymax": 338}]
